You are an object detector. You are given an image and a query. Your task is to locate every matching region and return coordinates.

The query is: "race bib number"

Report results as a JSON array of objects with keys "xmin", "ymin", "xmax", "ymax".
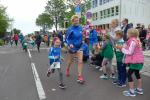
[{"xmin": 50, "ymin": 62, "xmax": 60, "ymax": 69}]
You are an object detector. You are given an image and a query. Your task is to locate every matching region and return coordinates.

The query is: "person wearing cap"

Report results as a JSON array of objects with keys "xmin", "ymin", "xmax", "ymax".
[{"xmin": 65, "ymin": 15, "xmax": 84, "ymax": 83}]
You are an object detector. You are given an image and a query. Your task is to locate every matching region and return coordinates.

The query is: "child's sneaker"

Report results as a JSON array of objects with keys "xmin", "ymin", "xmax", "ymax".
[
  {"xmin": 135, "ymin": 88, "xmax": 144, "ymax": 95},
  {"xmin": 59, "ymin": 83, "xmax": 66, "ymax": 89},
  {"xmin": 95, "ymin": 66, "xmax": 100, "ymax": 69},
  {"xmin": 99, "ymin": 67, "xmax": 103, "ymax": 71},
  {"xmin": 123, "ymin": 90, "xmax": 136, "ymax": 97},
  {"xmin": 110, "ymin": 74, "xmax": 116, "ymax": 79},
  {"xmin": 99, "ymin": 74, "xmax": 108, "ymax": 80},
  {"xmin": 47, "ymin": 70, "xmax": 51, "ymax": 77},
  {"xmin": 51, "ymin": 69, "xmax": 55, "ymax": 73},
  {"xmin": 66, "ymin": 68, "xmax": 70, "ymax": 77},
  {"xmin": 77, "ymin": 75, "xmax": 84, "ymax": 83}
]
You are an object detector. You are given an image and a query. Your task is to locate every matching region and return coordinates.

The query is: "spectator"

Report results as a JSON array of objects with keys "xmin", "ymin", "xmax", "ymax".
[
  {"xmin": 139, "ymin": 25, "xmax": 147, "ymax": 50},
  {"xmin": 82, "ymin": 39, "xmax": 89, "ymax": 62},
  {"xmin": 110, "ymin": 19, "xmax": 121, "ymax": 39},
  {"xmin": 89, "ymin": 24, "xmax": 98, "ymax": 50},
  {"xmin": 122, "ymin": 18, "xmax": 131, "ymax": 41},
  {"xmin": 146, "ymin": 24, "xmax": 150, "ymax": 50},
  {"xmin": 100, "ymin": 34, "xmax": 114, "ymax": 80},
  {"xmin": 58, "ymin": 31, "xmax": 64, "ymax": 47},
  {"xmin": 116, "ymin": 28, "xmax": 144, "ymax": 97}
]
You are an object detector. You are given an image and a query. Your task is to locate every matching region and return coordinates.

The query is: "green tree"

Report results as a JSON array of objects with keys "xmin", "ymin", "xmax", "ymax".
[
  {"xmin": 61, "ymin": 0, "xmax": 91, "ymax": 28},
  {"xmin": 0, "ymin": 6, "xmax": 10, "ymax": 38},
  {"xmin": 45, "ymin": 0, "xmax": 66, "ymax": 31},
  {"xmin": 36, "ymin": 13, "xmax": 53, "ymax": 33},
  {"xmin": 12, "ymin": 28, "xmax": 21, "ymax": 34}
]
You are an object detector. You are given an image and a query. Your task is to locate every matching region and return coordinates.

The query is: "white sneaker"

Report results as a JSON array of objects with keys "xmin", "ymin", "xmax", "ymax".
[
  {"xmin": 99, "ymin": 67, "xmax": 103, "ymax": 71},
  {"xmin": 110, "ymin": 75, "xmax": 116, "ymax": 79},
  {"xmin": 100, "ymin": 74, "xmax": 108, "ymax": 79}
]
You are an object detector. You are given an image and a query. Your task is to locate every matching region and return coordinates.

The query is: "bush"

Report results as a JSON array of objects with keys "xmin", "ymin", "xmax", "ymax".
[{"xmin": 0, "ymin": 39, "xmax": 4, "ymax": 46}]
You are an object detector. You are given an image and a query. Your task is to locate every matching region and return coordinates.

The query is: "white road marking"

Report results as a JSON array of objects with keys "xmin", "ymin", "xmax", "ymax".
[
  {"xmin": 51, "ymin": 88, "xmax": 56, "ymax": 91},
  {"xmin": 28, "ymin": 49, "xmax": 32, "ymax": 58},
  {"xmin": 31, "ymin": 63, "xmax": 46, "ymax": 100},
  {"xmin": 28, "ymin": 47, "xmax": 49, "ymax": 51}
]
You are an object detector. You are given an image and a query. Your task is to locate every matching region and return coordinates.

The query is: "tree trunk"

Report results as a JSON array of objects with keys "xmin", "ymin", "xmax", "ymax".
[{"xmin": 55, "ymin": 17, "xmax": 58, "ymax": 32}]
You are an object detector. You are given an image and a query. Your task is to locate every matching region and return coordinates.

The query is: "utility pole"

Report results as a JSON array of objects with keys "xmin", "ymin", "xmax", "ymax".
[{"xmin": 119, "ymin": 0, "xmax": 122, "ymax": 26}]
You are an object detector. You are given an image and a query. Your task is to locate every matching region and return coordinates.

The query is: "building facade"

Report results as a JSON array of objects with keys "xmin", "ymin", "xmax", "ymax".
[{"xmin": 88, "ymin": 0, "xmax": 150, "ymax": 29}]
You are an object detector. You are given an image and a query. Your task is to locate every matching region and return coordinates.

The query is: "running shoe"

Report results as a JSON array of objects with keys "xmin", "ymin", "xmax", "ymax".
[
  {"xmin": 59, "ymin": 83, "xmax": 66, "ymax": 89},
  {"xmin": 99, "ymin": 67, "xmax": 103, "ymax": 71},
  {"xmin": 123, "ymin": 90, "xmax": 136, "ymax": 97},
  {"xmin": 77, "ymin": 75, "xmax": 84, "ymax": 82},
  {"xmin": 99, "ymin": 74, "xmax": 108, "ymax": 80},
  {"xmin": 51, "ymin": 69, "xmax": 55, "ymax": 73},
  {"xmin": 110, "ymin": 75, "xmax": 116, "ymax": 79},
  {"xmin": 47, "ymin": 70, "xmax": 51, "ymax": 77},
  {"xmin": 135, "ymin": 88, "xmax": 144, "ymax": 95},
  {"xmin": 66, "ymin": 68, "xmax": 70, "ymax": 77},
  {"xmin": 95, "ymin": 66, "xmax": 100, "ymax": 69}
]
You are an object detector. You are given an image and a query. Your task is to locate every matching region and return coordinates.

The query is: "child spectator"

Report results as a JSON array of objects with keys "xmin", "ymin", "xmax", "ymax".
[
  {"xmin": 116, "ymin": 28, "xmax": 144, "ymax": 97},
  {"xmin": 113, "ymin": 30, "xmax": 126, "ymax": 87},
  {"xmin": 100, "ymin": 34, "xmax": 114, "ymax": 79},
  {"xmin": 90, "ymin": 43, "xmax": 103, "ymax": 69}
]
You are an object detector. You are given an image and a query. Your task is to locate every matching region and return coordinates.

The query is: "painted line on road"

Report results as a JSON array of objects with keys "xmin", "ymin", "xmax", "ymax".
[
  {"xmin": 28, "ymin": 49, "xmax": 32, "ymax": 58},
  {"xmin": 28, "ymin": 47, "xmax": 49, "ymax": 51},
  {"xmin": 28, "ymin": 49, "xmax": 46, "ymax": 100},
  {"xmin": 31, "ymin": 63, "xmax": 46, "ymax": 100}
]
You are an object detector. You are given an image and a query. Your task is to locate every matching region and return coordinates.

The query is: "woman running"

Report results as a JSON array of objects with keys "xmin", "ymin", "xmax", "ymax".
[{"xmin": 65, "ymin": 15, "xmax": 84, "ymax": 83}]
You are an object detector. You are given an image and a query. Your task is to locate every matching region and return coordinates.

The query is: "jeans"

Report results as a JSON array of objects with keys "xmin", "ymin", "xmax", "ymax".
[{"xmin": 117, "ymin": 62, "xmax": 126, "ymax": 84}]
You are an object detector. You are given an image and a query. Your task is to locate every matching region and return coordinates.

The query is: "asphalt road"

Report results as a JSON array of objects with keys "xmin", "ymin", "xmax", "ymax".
[{"xmin": 0, "ymin": 45, "xmax": 150, "ymax": 100}]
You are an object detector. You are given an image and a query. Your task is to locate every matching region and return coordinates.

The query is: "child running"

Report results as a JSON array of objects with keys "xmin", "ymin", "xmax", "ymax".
[
  {"xmin": 116, "ymin": 28, "xmax": 144, "ymax": 97},
  {"xmin": 113, "ymin": 30, "xmax": 126, "ymax": 87},
  {"xmin": 100, "ymin": 34, "xmax": 114, "ymax": 79},
  {"xmin": 47, "ymin": 38, "xmax": 66, "ymax": 89}
]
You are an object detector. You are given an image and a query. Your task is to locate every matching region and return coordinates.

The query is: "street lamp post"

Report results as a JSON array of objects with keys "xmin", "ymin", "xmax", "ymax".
[{"xmin": 119, "ymin": 0, "xmax": 122, "ymax": 26}]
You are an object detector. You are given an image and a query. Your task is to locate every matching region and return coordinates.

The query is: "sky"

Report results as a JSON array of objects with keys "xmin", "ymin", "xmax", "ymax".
[{"xmin": 0, "ymin": 0, "xmax": 49, "ymax": 35}]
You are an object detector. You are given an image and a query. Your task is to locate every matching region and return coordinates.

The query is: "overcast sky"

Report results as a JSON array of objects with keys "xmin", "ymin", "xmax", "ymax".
[{"xmin": 1, "ymin": 0, "xmax": 48, "ymax": 34}]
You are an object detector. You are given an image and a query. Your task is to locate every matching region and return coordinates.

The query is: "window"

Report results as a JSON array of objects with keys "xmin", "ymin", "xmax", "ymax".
[
  {"xmin": 99, "ymin": 0, "xmax": 103, "ymax": 5},
  {"xmin": 111, "ymin": 7, "xmax": 114, "ymax": 16},
  {"xmin": 103, "ymin": 10, "xmax": 106, "ymax": 18},
  {"xmin": 92, "ymin": 0, "xmax": 98, "ymax": 8},
  {"xmin": 100, "ymin": 11, "xmax": 103, "ymax": 19},
  {"xmin": 107, "ymin": 9, "xmax": 110, "ymax": 17},
  {"xmin": 92, "ymin": 0, "xmax": 94, "ymax": 8},
  {"xmin": 95, "ymin": 12, "xmax": 98, "ymax": 20},
  {"xmin": 95, "ymin": 0, "xmax": 98, "ymax": 7},
  {"xmin": 103, "ymin": 0, "xmax": 107, "ymax": 4},
  {"xmin": 92, "ymin": 13, "xmax": 98, "ymax": 21},
  {"xmin": 115, "ymin": 6, "xmax": 119, "ymax": 15},
  {"xmin": 92, "ymin": 13, "xmax": 95, "ymax": 20}
]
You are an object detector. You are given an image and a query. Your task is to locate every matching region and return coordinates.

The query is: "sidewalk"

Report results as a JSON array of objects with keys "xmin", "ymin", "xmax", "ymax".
[
  {"xmin": 143, "ymin": 50, "xmax": 150, "ymax": 56},
  {"xmin": 112, "ymin": 53, "xmax": 150, "ymax": 77}
]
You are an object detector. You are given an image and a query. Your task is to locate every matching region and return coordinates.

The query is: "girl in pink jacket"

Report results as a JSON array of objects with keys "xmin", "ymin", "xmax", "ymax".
[{"xmin": 116, "ymin": 28, "xmax": 144, "ymax": 97}]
